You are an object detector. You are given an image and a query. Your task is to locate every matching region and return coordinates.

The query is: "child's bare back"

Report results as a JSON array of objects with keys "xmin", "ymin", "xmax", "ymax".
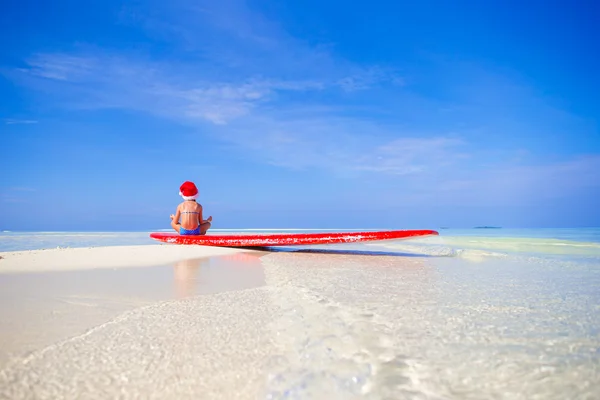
[{"xmin": 170, "ymin": 181, "xmax": 212, "ymax": 235}]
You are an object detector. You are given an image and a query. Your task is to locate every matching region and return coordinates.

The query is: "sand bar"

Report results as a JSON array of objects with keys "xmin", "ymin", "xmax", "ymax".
[{"xmin": 0, "ymin": 244, "xmax": 252, "ymax": 274}]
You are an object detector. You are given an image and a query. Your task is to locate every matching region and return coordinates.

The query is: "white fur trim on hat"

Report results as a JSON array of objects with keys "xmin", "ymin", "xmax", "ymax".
[{"xmin": 179, "ymin": 192, "xmax": 199, "ymax": 200}]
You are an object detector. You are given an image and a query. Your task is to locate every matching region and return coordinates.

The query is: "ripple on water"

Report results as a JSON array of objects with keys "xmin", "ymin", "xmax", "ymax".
[
  {"xmin": 259, "ymin": 250, "xmax": 600, "ymax": 400},
  {"xmin": 261, "ymin": 255, "xmax": 426, "ymax": 400}
]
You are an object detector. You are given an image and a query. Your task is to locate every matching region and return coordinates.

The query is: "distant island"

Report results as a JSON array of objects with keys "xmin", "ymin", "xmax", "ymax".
[{"xmin": 473, "ymin": 226, "xmax": 502, "ymax": 229}]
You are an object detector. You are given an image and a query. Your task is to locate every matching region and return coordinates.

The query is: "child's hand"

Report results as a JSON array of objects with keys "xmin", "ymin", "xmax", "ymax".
[{"xmin": 170, "ymin": 214, "xmax": 175, "ymax": 220}]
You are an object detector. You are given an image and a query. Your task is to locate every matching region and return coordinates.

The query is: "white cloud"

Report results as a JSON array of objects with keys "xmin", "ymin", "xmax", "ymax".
[
  {"xmin": 337, "ymin": 67, "xmax": 405, "ymax": 92},
  {"xmin": 11, "ymin": 50, "xmax": 430, "ymax": 177},
  {"xmin": 4, "ymin": 119, "xmax": 38, "ymax": 125},
  {"xmin": 418, "ymin": 154, "xmax": 600, "ymax": 206},
  {"xmin": 353, "ymin": 137, "xmax": 467, "ymax": 174},
  {"xmin": 16, "ymin": 51, "xmax": 398, "ymax": 125},
  {"xmin": 24, "ymin": 54, "xmax": 97, "ymax": 81}
]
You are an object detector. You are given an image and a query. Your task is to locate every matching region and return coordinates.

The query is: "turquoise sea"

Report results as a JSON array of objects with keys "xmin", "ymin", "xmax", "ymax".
[
  {"xmin": 1, "ymin": 228, "xmax": 599, "ymax": 399},
  {"xmin": 1, "ymin": 227, "xmax": 599, "ymax": 255}
]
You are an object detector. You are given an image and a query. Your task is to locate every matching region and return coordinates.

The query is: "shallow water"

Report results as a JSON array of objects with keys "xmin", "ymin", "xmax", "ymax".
[
  {"xmin": 259, "ymin": 250, "xmax": 600, "ymax": 399},
  {"xmin": 255, "ymin": 228, "xmax": 600, "ymax": 398},
  {"xmin": 0, "ymin": 253, "xmax": 266, "ymax": 370},
  {"xmin": 0, "ymin": 231, "xmax": 154, "ymax": 252}
]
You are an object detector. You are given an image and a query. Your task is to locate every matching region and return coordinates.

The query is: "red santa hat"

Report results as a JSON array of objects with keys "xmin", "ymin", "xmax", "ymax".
[{"xmin": 179, "ymin": 181, "xmax": 199, "ymax": 200}]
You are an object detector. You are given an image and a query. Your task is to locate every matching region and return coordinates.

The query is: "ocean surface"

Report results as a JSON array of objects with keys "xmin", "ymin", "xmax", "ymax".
[{"xmin": 1, "ymin": 228, "xmax": 599, "ymax": 399}]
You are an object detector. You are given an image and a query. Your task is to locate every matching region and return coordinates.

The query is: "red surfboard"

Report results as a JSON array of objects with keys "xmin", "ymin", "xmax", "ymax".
[{"xmin": 149, "ymin": 229, "xmax": 438, "ymax": 247}]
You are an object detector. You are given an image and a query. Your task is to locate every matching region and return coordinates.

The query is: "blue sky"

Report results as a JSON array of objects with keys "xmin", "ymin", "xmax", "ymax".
[{"xmin": 1, "ymin": 0, "xmax": 599, "ymax": 231}]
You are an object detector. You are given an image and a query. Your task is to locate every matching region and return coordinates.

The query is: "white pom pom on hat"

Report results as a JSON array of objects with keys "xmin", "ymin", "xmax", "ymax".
[{"xmin": 179, "ymin": 181, "xmax": 199, "ymax": 200}]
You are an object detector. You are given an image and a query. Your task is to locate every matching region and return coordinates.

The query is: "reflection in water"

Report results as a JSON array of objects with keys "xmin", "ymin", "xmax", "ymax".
[
  {"xmin": 238, "ymin": 246, "xmax": 433, "ymax": 257},
  {"xmin": 173, "ymin": 258, "xmax": 204, "ymax": 298},
  {"xmin": 219, "ymin": 252, "xmax": 267, "ymax": 263},
  {"xmin": 172, "ymin": 252, "xmax": 267, "ymax": 298}
]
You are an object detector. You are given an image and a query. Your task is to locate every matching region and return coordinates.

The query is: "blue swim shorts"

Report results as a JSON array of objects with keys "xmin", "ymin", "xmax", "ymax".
[{"xmin": 180, "ymin": 226, "xmax": 201, "ymax": 235}]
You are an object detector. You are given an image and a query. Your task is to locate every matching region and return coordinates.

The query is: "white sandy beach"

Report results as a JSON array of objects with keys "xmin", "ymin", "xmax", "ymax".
[
  {"xmin": 1, "ymin": 239, "xmax": 599, "ymax": 399},
  {"xmin": 0, "ymin": 244, "xmax": 249, "ymax": 273}
]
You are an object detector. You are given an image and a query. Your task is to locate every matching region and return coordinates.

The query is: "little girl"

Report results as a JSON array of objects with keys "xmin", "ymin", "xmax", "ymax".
[{"xmin": 170, "ymin": 181, "xmax": 212, "ymax": 235}]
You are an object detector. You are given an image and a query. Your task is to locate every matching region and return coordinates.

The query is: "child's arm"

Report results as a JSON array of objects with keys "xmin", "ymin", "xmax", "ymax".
[
  {"xmin": 173, "ymin": 205, "xmax": 181, "ymax": 223},
  {"xmin": 198, "ymin": 204, "xmax": 210, "ymax": 224},
  {"xmin": 197, "ymin": 204, "xmax": 204, "ymax": 223}
]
